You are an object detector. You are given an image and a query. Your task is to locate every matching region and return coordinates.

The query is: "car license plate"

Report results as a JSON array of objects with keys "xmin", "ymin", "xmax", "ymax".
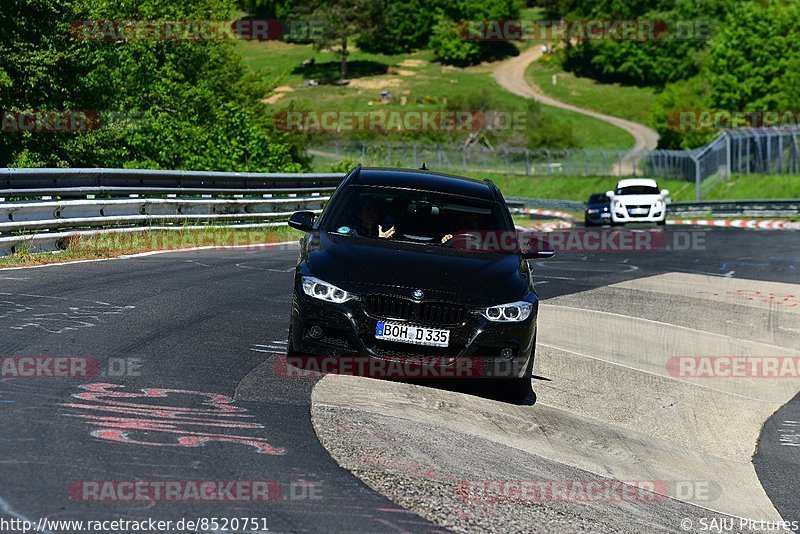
[
  {"xmin": 628, "ymin": 208, "xmax": 649, "ymax": 215},
  {"xmin": 375, "ymin": 321, "xmax": 450, "ymax": 347},
  {"xmin": 600, "ymin": 213, "xmax": 610, "ymax": 218}
]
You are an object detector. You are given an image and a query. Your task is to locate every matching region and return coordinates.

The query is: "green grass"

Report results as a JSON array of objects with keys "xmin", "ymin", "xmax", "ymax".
[
  {"xmin": 457, "ymin": 171, "xmax": 799, "ymax": 203},
  {"xmin": 238, "ymin": 41, "xmax": 634, "ymax": 151},
  {"xmin": 526, "ymin": 58, "xmax": 658, "ymax": 127},
  {"xmin": 0, "ymin": 226, "xmax": 303, "ymax": 268},
  {"xmin": 698, "ymin": 174, "xmax": 800, "ymax": 200}
]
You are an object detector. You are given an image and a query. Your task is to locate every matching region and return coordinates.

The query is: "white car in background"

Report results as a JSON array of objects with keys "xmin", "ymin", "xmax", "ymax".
[{"xmin": 606, "ymin": 178, "xmax": 670, "ymax": 225}]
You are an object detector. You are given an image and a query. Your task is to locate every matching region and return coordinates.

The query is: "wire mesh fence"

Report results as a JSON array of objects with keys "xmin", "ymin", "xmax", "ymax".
[
  {"xmin": 311, "ymin": 142, "xmax": 688, "ymax": 178},
  {"xmin": 309, "ymin": 128, "xmax": 800, "ymax": 200}
]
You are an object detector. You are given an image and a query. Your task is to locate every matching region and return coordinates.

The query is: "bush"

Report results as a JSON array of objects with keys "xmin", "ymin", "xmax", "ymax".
[{"xmin": 429, "ymin": 18, "xmax": 484, "ymax": 66}]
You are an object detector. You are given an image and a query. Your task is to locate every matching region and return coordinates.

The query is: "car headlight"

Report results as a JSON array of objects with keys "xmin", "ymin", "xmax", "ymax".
[
  {"xmin": 301, "ymin": 276, "xmax": 354, "ymax": 303},
  {"xmin": 586, "ymin": 209, "xmax": 597, "ymax": 214},
  {"xmin": 654, "ymin": 199, "xmax": 663, "ymax": 208},
  {"xmin": 613, "ymin": 200, "xmax": 623, "ymax": 209},
  {"xmin": 481, "ymin": 301, "xmax": 532, "ymax": 322}
]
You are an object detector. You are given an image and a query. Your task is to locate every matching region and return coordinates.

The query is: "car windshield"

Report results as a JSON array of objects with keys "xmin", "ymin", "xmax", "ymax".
[
  {"xmin": 322, "ymin": 185, "xmax": 509, "ymax": 244},
  {"xmin": 615, "ymin": 185, "xmax": 660, "ymax": 195},
  {"xmin": 588, "ymin": 194, "xmax": 608, "ymax": 203}
]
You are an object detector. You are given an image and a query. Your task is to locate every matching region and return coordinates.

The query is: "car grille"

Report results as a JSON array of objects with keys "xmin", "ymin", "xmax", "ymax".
[
  {"xmin": 420, "ymin": 301, "xmax": 467, "ymax": 325},
  {"xmin": 365, "ymin": 294, "xmax": 468, "ymax": 326},
  {"xmin": 626, "ymin": 204, "xmax": 652, "ymax": 217},
  {"xmin": 365, "ymin": 338, "xmax": 465, "ymax": 358}
]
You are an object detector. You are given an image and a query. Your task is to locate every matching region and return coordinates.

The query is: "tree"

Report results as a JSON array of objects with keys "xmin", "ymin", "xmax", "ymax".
[
  {"xmin": 706, "ymin": 1, "xmax": 800, "ymax": 111},
  {"xmin": 429, "ymin": 0, "xmax": 520, "ymax": 65},
  {"xmin": 0, "ymin": 0, "xmax": 306, "ymax": 170},
  {"xmin": 291, "ymin": 0, "xmax": 380, "ymax": 82},
  {"xmin": 356, "ymin": 0, "xmax": 440, "ymax": 54},
  {"xmin": 559, "ymin": 0, "xmax": 737, "ymax": 87}
]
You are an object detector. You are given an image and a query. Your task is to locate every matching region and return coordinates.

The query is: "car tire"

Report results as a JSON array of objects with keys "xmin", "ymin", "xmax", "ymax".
[
  {"xmin": 496, "ymin": 337, "xmax": 535, "ymax": 401},
  {"xmin": 502, "ymin": 377, "xmax": 532, "ymax": 401},
  {"xmin": 286, "ymin": 325, "xmax": 300, "ymax": 356},
  {"xmin": 584, "ymin": 218, "xmax": 594, "ymax": 227},
  {"xmin": 657, "ymin": 218, "xmax": 666, "ymax": 226}
]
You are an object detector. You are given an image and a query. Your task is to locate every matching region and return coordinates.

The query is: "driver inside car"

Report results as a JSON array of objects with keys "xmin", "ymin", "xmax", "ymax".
[{"xmin": 352, "ymin": 198, "xmax": 395, "ymax": 238}]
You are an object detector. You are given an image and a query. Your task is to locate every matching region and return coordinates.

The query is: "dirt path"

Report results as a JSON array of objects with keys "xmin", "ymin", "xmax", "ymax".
[{"xmin": 493, "ymin": 46, "xmax": 659, "ymax": 156}]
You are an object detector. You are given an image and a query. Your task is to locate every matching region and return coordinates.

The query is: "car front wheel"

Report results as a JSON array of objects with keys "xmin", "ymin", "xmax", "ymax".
[{"xmin": 501, "ymin": 377, "xmax": 532, "ymax": 401}]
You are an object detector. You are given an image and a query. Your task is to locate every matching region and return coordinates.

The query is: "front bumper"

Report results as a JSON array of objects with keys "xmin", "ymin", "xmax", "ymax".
[
  {"xmin": 288, "ymin": 291, "xmax": 537, "ymax": 378},
  {"xmin": 610, "ymin": 205, "xmax": 665, "ymax": 223},
  {"xmin": 585, "ymin": 210, "xmax": 611, "ymax": 224}
]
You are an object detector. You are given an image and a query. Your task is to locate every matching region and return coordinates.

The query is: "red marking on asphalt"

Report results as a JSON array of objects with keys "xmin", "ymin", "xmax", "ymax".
[{"xmin": 62, "ymin": 383, "xmax": 285, "ymax": 455}]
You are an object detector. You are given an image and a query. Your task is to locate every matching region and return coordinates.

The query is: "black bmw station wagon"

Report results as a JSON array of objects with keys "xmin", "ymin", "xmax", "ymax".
[{"xmin": 286, "ymin": 165, "xmax": 553, "ymax": 399}]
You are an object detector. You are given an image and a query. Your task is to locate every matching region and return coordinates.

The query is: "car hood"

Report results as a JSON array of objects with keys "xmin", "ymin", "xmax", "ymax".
[
  {"xmin": 613, "ymin": 194, "xmax": 662, "ymax": 205},
  {"xmin": 304, "ymin": 232, "xmax": 530, "ymax": 304}
]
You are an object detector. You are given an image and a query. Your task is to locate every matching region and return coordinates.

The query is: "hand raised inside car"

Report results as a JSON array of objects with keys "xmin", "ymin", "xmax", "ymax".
[{"xmin": 378, "ymin": 225, "xmax": 395, "ymax": 238}]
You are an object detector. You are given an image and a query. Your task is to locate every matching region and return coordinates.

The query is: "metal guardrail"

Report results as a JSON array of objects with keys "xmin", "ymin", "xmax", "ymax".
[
  {"xmin": 507, "ymin": 197, "xmax": 800, "ymax": 221},
  {"xmin": 0, "ymin": 169, "xmax": 341, "ymax": 256},
  {"xmin": 505, "ymin": 197, "xmax": 585, "ymax": 213},
  {"xmin": 1, "ymin": 168, "xmax": 797, "ymax": 257},
  {"xmin": 0, "ymin": 197, "xmax": 327, "ymax": 232},
  {"xmin": 0, "ymin": 168, "xmax": 342, "ymax": 191},
  {"xmin": 667, "ymin": 199, "xmax": 800, "ymax": 218}
]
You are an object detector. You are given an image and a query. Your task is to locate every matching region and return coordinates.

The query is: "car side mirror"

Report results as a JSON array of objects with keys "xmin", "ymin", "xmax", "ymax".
[
  {"xmin": 605, "ymin": 190, "xmax": 614, "ymax": 198},
  {"xmin": 288, "ymin": 211, "xmax": 315, "ymax": 232},
  {"xmin": 660, "ymin": 189, "xmax": 669, "ymax": 196},
  {"xmin": 521, "ymin": 236, "xmax": 555, "ymax": 260},
  {"xmin": 523, "ymin": 249, "xmax": 555, "ymax": 260}
]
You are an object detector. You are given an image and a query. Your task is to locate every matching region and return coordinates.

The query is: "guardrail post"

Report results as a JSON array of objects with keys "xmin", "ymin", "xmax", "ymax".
[
  {"xmin": 766, "ymin": 134, "xmax": 772, "ymax": 174},
  {"xmin": 545, "ymin": 149, "xmax": 551, "ymax": 175},
  {"xmin": 693, "ymin": 155, "xmax": 701, "ymax": 201},
  {"xmin": 725, "ymin": 133, "xmax": 731, "ymax": 180},
  {"xmin": 524, "ymin": 149, "xmax": 530, "ymax": 176},
  {"xmin": 583, "ymin": 149, "xmax": 589, "ymax": 176}
]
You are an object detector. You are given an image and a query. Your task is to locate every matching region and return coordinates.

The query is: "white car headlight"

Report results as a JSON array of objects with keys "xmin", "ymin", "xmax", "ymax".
[
  {"xmin": 302, "ymin": 276, "xmax": 353, "ymax": 303},
  {"xmin": 654, "ymin": 199, "xmax": 663, "ymax": 208},
  {"xmin": 481, "ymin": 301, "xmax": 532, "ymax": 322},
  {"xmin": 613, "ymin": 200, "xmax": 623, "ymax": 209}
]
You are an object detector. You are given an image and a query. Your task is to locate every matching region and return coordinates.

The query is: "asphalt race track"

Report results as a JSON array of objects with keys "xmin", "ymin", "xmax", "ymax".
[{"xmin": 0, "ymin": 226, "xmax": 798, "ymax": 533}]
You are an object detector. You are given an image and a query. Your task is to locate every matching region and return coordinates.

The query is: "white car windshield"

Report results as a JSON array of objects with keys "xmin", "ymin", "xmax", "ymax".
[{"xmin": 616, "ymin": 185, "xmax": 660, "ymax": 195}]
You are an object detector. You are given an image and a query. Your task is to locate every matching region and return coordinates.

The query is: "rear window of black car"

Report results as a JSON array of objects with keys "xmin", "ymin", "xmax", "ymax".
[{"xmin": 322, "ymin": 185, "xmax": 510, "ymax": 243}]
